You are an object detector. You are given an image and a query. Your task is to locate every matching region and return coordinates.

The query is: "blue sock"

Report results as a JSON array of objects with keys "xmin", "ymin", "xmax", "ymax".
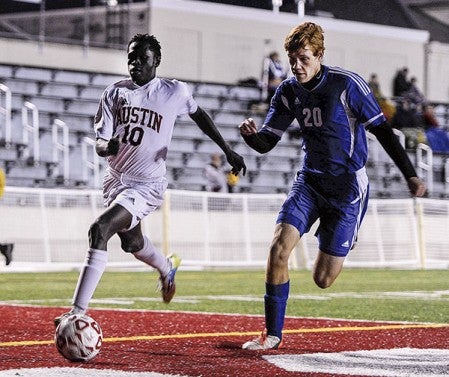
[{"xmin": 264, "ymin": 281, "xmax": 289, "ymax": 339}]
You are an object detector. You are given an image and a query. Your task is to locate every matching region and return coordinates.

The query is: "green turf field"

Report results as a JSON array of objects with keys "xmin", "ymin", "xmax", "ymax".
[{"xmin": 0, "ymin": 269, "xmax": 448, "ymax": 323}]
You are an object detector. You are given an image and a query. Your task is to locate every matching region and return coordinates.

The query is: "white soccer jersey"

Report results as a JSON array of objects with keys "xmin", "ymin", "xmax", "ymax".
[{"xmin": 94, "ymin": 76, "xmax": 198, "ymax": 179}]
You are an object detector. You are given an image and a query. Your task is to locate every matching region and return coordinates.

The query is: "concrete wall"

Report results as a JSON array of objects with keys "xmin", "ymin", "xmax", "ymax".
[{"xmin": 1, "ymin": 0, "xmax": 448, "ymax": 102}]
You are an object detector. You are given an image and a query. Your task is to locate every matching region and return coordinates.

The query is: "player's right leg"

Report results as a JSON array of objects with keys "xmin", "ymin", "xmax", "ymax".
[
  {"xmin": 54, "ymin": 204, "xmax": 132, "ymax": 327},
  {"xmin": 120, "ymin": 226, "xmax": 181, "ymax": 304}
]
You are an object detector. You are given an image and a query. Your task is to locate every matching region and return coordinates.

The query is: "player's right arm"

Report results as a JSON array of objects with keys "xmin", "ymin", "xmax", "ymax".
[
  {"xmin": 239, "ymin": 118, "xmax": 278, "ymax": 154},
  {"xmin": 95, "ymin": 138, "xmax": 119, "ymax": 157}
]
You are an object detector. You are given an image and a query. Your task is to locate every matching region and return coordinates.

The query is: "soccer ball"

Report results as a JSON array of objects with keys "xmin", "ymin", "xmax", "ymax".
[{"xmin": 54, "ymin": 313, "xmax": 103, "ymax": 362}]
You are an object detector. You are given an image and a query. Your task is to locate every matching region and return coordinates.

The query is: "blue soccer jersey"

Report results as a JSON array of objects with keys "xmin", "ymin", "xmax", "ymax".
[{"xmin": 261, "ymin": 65, "xmax": 385, "ymax": 175}]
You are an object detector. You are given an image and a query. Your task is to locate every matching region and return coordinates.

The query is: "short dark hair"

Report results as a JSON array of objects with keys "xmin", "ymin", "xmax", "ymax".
[{"xmin": 128, "ymin": 33, "xmax": 162, "ymax": 61}]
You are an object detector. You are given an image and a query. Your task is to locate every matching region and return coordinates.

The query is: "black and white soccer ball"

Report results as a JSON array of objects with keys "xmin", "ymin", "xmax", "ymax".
[{"xmin": 54, "ymin": 313, "xmax": 103, "ymax": 362}]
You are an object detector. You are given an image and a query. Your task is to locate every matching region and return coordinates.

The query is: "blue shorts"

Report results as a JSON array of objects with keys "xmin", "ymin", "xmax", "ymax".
[{"xmin": 277, "ymin": 168, "xmax": 369, "ymax": 257}]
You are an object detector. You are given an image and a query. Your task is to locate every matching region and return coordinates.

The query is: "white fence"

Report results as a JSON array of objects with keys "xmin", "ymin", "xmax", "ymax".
[{"xmin": 0, "ymin": 187, "xmax": 448, "ymax": 271}]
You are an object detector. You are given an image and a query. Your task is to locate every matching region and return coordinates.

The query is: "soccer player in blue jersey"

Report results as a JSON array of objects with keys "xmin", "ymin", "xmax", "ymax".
[{"xmin": 239, "ymin": 22, "xmax": 426, "ymax": 350}]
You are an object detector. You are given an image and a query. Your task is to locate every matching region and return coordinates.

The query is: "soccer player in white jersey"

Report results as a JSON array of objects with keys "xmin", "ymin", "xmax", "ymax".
[
  {"xmin": 54, "ymin": 33, "xmax": 246, "ymax": 325},
  {"xmin": 239, "ymin": 22, "xmax": 426, "ymax": 350}
]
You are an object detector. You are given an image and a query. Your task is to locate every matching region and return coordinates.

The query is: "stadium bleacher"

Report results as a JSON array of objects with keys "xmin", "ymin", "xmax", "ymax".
[{"xmin": 1, "ymin": 63, "xmax": 448, "ymax": 197}]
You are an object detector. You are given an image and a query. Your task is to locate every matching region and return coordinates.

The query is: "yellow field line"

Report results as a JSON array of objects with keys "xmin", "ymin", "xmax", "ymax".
[{"xmin": 1, "ymin": 323, "xmax": 448, "ymax": 348}]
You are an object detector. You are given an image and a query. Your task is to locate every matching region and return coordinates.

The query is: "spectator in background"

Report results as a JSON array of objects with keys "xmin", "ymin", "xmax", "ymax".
[
  {"xmin": 368, "ymin": 73, "xmax": 382, "ymax": 99},
  {"xmin": 393, "ymin": 67, "xmax": 411, "ymax": 97},
  {"xmin": 390, "ymin": 99, "xmax": 421, "ymax": 130},
  {"xmin": 391, "ymin": 99, "xmax": 427, "ymax": 149},
  {"xmin": 423, "ymin": 104, "xmax": 439, "ymax": 129},
  {"xmin": 0, "ymin": 167, "xmax": 14, "ymax": 266},
  {"xmin": 0, "ymin": 243, "xmax": 13, "ymax": 266},
  {"xmin": 263, "ymin": 51, "xmax": 288, "ymax": 104},
  {"xmin": 405, "ymin": 77, "xmax": 426, "ymax": 106},
  {"xmin": 368, "ymin": 73, "xmax": 396, "ymax": 123},
  {"xmin": 423, "ymin": 104, "xmax": 449, "ymax": 153},
  {"xmin": 204, "ymin": 153, "xmax": 229, "ymax": 192}
]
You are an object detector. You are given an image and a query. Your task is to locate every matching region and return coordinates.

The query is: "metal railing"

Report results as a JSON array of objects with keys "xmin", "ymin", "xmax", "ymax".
[
  {"xmin": 0, "ymin": 83, "xmax": 12, "ymax": 145},
  {"xmin": 81, "ymin": 136, "xmax": 100, "ymax": 188},
  {"xmin": 52, "ymin": 118, "xmax": 69, "ymax": 183},
  {"xmin": 21, "ymin": 101, "xmax": 40, "ymax": 164}
]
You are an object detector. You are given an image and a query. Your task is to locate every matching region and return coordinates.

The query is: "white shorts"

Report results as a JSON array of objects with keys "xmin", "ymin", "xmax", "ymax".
[{"xmin": 103, "ymin": 168, "xmax": 168, "ymax": 230}]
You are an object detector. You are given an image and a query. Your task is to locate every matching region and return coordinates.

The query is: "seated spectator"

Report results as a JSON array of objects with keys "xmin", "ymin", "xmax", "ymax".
[
  {"xmin": 369, "ymin": 73, "xmax": 396, "ymax": 123},
  {"xmin": 391, "ymin": 99, "xmax": 427, "ymax": 149},
  {"xmin": 203, "ymin": 153, "xmax": 228, "ymax": 193},
  {"xmin": 368, "ymin": 73, "xmax": 383, "ymax": 100},
  {"xmin": 422, "ymin": 104, "xmax": 439, "ymax": 130},
  {"xmin": 390, "ymin": 99, "xmax": 421, "ymax": 130},
  {"xmin": 263, "ymin": 51, "xmax": 288, "ymax": 104},
  {"xmin": 423, "ymin": 105, "xmax": 449, "ymax": 153},
  {"xmin": 404, "ymin": 77, "xmax": 426, "ymax": 106},
  {"xmin": 425, "ymin": 127, "xmax": 449, "ymax": 154},
  {"xmin": 393, "ymin": 67, "xmax": 411, "ymax": 98}
]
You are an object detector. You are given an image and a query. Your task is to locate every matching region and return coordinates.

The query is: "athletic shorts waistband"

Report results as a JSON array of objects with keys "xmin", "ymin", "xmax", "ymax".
[{"xmin": 107, "ymin": 167, "xmax": 162, "ymax": 184}]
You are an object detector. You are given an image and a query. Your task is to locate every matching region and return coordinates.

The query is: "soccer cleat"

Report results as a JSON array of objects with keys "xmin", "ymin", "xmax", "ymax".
[
  {"xmin": 0, "ymin": 243, "xmax": 14, "ymax": 266},
  {"xmin": 242, "ymin": 330, "xmax": 282, "ymax": 350},
  {"xmin": 53, "ymin": 309, "xmax": 84, "ymax": 328},
  {"xmin": 158, "ymin": 254, "xmax": 181, "ymax": 304}
]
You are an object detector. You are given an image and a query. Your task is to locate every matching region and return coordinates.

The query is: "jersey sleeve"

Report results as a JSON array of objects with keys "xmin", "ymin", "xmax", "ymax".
[
  {"xmin": 176, "ymin": 81, "xmax": 198, "ymax": 116},
  {"xmin": 346, "ymin": 76, "xmax": 386, "ymax": 129},
  {"xmin": 94, "ymin": 87, "xmax": 115, "ymax": 140},
  {"xmin": 260, "ymin": 83, "xmax": 295, "ymax": 140}
]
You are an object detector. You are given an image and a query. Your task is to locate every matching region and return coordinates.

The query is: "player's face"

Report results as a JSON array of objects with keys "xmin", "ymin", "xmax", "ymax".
[
  {"xmin": 288, "ymin": 45, "xmax": 322, "ymax": 84},
  {"xmin": 127, "ymin": 41, "xmax": 160, "ymax": 86}
]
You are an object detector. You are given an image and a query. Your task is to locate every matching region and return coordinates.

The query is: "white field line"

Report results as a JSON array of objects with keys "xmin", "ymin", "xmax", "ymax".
[
  {"xmin": 0, "ymin": 368, "xmax": 187, "ymax": 377},
  {"xmin": 1, "ymin": 290, "xmax": 449, "ymax": 307}
]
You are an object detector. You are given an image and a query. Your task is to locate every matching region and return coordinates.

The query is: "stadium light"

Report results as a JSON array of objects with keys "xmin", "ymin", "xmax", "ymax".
[
  {"xmin": 272, "ymin": 0, "xmax": 282, "ymax": 13},
  {"xmin": 297, "ymin": 0, "xmax": 305, "ymax": 18}
]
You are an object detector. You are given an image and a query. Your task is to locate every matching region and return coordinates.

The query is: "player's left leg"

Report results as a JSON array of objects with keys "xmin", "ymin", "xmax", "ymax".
[
  {"xmin": 243, "ymin": 173, "xmax": 317, "ymax": 350},
  {"xmin": 119, "ymin": 225, "xmax": 169, "ymax": 274},
  {"xmin": 264, "ymin": 223, "xmax": 300, "ymax": 339},
  {"xmin": 243, "ymin": 223, "xmax": 299, "ymax": 350}
]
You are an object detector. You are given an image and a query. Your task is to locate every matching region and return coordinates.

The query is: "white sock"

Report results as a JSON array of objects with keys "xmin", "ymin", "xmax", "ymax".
[
  {"xmin": 71, "ymin": 248, "xmax": 108, "ymax": 312},
  {"xmin": 133, "ymin": 236, "xmax": 169, "ymax": 276}
]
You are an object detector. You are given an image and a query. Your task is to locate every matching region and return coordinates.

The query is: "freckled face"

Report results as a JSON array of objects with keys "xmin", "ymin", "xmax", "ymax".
[{"xmin": 288, "ymin": 45, "xmax": 322, "ymax": 84}]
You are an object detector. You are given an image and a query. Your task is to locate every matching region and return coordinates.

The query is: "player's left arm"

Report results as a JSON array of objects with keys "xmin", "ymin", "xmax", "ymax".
[
  {"xmin": 190, "ymin": 106, "xmax": 246, "ymax": 176},
  {"xmin": 368, "ymin": 122, "xmax": 426, "ymax": 197}
]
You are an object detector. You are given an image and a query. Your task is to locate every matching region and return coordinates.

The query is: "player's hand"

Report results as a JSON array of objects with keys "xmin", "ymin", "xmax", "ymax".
[
  {"xmin": 107, "ymin": 138, "xmax": 120, "ymax": 155},
  {"xmin": 239, "ymin": 118, "xmax": 258, "ymax": 137},
  {"xmin": 407, "ymin": 177, "xmax": 426, "ymax": 197},
  {"xmin": 226, "ymin": 149, "xmax": 246, "ymax": 176}
]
